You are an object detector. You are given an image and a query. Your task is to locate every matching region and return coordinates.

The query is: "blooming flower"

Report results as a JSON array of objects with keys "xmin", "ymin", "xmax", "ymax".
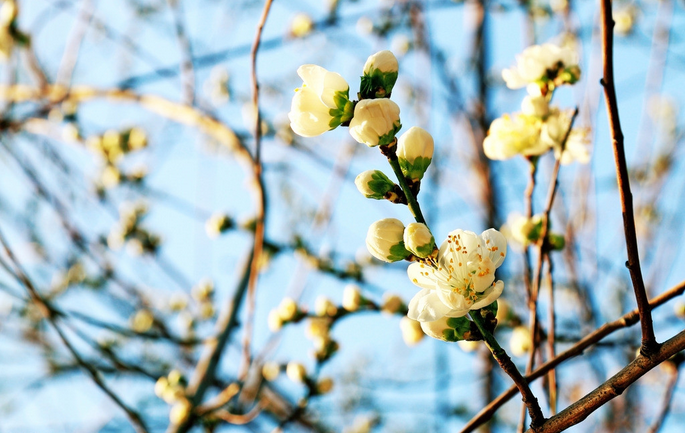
[
  {"xmin": 396, "ymin": 126, "xmax": 434, "ymax": 180},
  {"xmin": 483, "ymin": 113, "xmax": 547, "ymax": 160},
  {"xmin": 407, "ymin": 229, "xmax": 507, "ymax": 322},
  {"xmin": 502, "ymin": 42, "xmax": 579, "ymax": 89},
  {"xmin": 289, "ymin": 64, "xmax": 353, "ymax": 137},
  {"xmin": 360, "ymin": 50, "xmax": 399, "ymax": 98},
  {"xmin": 365, "ymin": 218, "xmax": 410, "ymax": 262},
  {"xmin": 348, "ymin": 99, "xmax": 401, "ymax": 147}
]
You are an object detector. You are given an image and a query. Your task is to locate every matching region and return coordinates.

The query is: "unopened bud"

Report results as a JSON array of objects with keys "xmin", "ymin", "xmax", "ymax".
[
  {"xmin": 354, "ymin": 170, "xmax": 396, "ymax": 200},
  {"xmin": 342, "ymin": 284, "xmax": 362, "ymax": 311},
  {"xmin": 396, "ymin": 126, "xmax": 434, "ymax": 180},
  {"xmin": 403, "ymin": 222, "xmax": 435, "ymax": 258},
  {"xmin": 365, "ymin": 218, "xmax": 410, "ymax": 263},
  {"xmin": 361, "ymin": 50, "xmax": 399, "ymax": 99}
]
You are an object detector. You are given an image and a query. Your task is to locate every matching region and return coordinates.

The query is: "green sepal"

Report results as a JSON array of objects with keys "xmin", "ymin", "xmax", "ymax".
[
  {"xmin": 387, "ymin": 241, "xmax": 411, "ymax": 262},
  {"xmin": 365, "ymin": 170, "xmax": 395, "ymax": 199},
  {"xmin": 376, "ymin": 121, "xmax": 402, "ymax": 147},
  {"xmin": 413, "ymin": 238, "xmax": 435, "ymax": 258},
  {"xmin": 547, "ymin": 233, "xmax": 566, "ymax": 251},
  {"xmin": 446, "ymin": 316, "xmax": 472, "ymax": 338},
  {"xmin": 527, "ymin": 219, "xmax": 544, "ymax": 242},
  {"xmin": 360, "ymin": 69, "xmax": 398, "ymax": 99},
  {"xmin": 327, "ymin": 89, "xmax": 353, "ymax": 129},
  {"xmin": 442, "ymin": 328, "xmax": 459, "ymax": 342},
  {"xmin": 399, "ymin": 156, "xmax": 432, "ymax": 181}
]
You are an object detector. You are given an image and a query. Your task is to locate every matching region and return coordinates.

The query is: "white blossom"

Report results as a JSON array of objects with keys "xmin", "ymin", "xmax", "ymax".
[
  {"xmin": 289, "ymin": 64, "xmax": 352, "ymax": 137},
  {"xmin": 502, "ymin": 43, "xmax": 579, "ymax": 89},
  {"xmin": 407, "ymin": 229, "xmax": 507, "ymax": 322},
  {"xmin": 483, "ymin": 114, "xmax": 547, "ymax": 160}
]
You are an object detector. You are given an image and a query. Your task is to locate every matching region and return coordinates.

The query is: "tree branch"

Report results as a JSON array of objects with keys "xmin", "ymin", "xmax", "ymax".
[{"xmin": 599, "ymin": 0, "xmax": 657, "ymax": 353}]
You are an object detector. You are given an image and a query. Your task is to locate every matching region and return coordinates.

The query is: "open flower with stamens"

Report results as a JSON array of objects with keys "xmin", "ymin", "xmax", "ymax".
[{"xmin": 407, "ymin": 229, "xmax": 507, "ymax": 322}]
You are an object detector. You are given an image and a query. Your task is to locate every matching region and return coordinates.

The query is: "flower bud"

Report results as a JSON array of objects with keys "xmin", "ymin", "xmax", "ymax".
[
  {"xmin": 457, "ymin": 340, "xmax": 480, "ymax": 352},
  {"xmin": 510, "ymin": 326, "xmax": 532, "ymax": 357},
  {"xmin": 286, "ymin": 362, "xmax": 307, "ymax": 383},
  {"xmin": 354, "ymin": 170, "xmax": 396, "ymax": 200},
  {"xmin": 305, "ymin": 317, "xmax": 331, "ymax": 341},
  {"xmin": 419, "ymin": 316, "xmax": 451, "ymax": 341},
  {"xmin": 365, "ymin": 218, "xmax": 410, "ymax": 263},
  {"xmin": 169, "ymin": 399, "xmax": 191, "ymax": 424},
  {"xmin": 317, "ymin": 377, "xmax": 334, "ymax": 394},
  {"xmin": 521, "ymin": 95, "xmax": 549, "ymax": 118},
  {"xmin": 268, "ymin": 309, "xmax": 283, "ymax": 332},
  {"xmin": 262, "ymin": 361, "xmax": 281, "ymax": 381},
  {"xmin": 361, "ymin": 50, "xmax": 399, "ymax": 99},
  {"xmin": 342, "ymin": 284, "xmax": 362, "ymax": 311},
  {"xmin": 192, "ymin": 279, "xmax": 214, "ymax": 302},
  {"xmin": 277, "ymin": 297, "xmax": 299, "ymax": 321},
  {"xmin": 205, "ymin": 213, "xmax": 233, "ymax": 238},
  {"xmin": 381, "ymin": 293, "xmax": 405, "ymax": 315},
  {"xmin": 169, "ymin": 293, "xmax": 188, "ymax": 311},
  {"xmin": 484, "ymin": 114, "xmax": 547, "ymax": 160},
  {"xmin": 349, "ymin": 99, "xmax": 402, "ymax": 147},
  {"xmin": 396, "ymin": 126, "xmax": 434, "ymax": 180},
  {"xmin": 131, "ymin": 309, "xmax": 154, "ymax": 333},
  {"xmin": 547, "ymin": 233, "xmax": 566, "ymax": 251},
  {"xmin": 289, "ymin": 64, "xmax": 353, "ymax": 137},
  {"xmin": 403, "ymin": 222, "xmax": 435, "ymax": 258},
  {"xmin": 314, "ymin": 295, "xmax": 338, "ymax": 317},
  {"xmin": 400, "ymin": 316, "xmax": 424, "ymax": 346},
  {"xmin": 290, "ymin": 13, "xmax": 313, "ymax": 38}
]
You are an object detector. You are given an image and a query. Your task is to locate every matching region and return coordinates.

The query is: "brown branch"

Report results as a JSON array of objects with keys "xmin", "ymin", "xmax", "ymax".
[
  {"xmin": 460, "ymin": 281, "xmax": 684, "ymax": 433},
  {"xmin": 599, "ymin": 0, "xmax": 657, "ymax": 353},
  {"xmin": 239, "ymin": 0, "xmax": 273, "ymax": 381},
  {"xmin": 526, "ymin": 331, "xmax": 685, "ymax": 432},
  {"xmin": 545, "ymin": 254, "xmax": 557, "ymax": 415}
]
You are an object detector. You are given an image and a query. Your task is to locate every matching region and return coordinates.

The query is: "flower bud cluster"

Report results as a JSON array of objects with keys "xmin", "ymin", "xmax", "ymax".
[
  {"xmin": 107, "ymin": 201, "xmax": 161, "ymax": 256},
  {"xmin": 486, "ymin": 42, "xmax": 590, "ymax": 163},
  {"xmin": 191, "ymin": 279, "xmax": 216, "ymax": 320},
  {"xmin": 268, "ymin": 297, "xmax": 303, "ymax": 332}
]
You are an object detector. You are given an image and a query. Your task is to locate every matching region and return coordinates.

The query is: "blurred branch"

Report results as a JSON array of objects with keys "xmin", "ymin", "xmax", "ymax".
[
  {"xmin": 599, "ymin": 0, "xmax": 656, "ymax": 353},
  {"xmin": 0, "ymin": 226, "xmax": 149, "ymax": 433},
  {"xmin": 167, "ymin": 0, "xmax": 195, "ymax": 105},
  {"xmin": 526, "ymin": 330, "xmax": 685, "ymax": 432},
  {"xmin": 461, "ymin": 281, "xmax": 684, "ymax": 432},
  {"xmin": 647, "ymin": 361, "xmax": 681, "ymax": 433}
]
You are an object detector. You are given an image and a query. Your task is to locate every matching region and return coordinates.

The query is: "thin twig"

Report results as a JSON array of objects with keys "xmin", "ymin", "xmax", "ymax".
[
  {"xmin": 599, "ymin": 0, "xmax": 657, "ymax": 354},
  {"xmin": 0, "ymin": 226, "xmax": 149, "ymax": 433},
  {"xmin": 460, "ymin": 281, "xmax": 684, "ymax": 432},
  {"xmin": 469, "ymin": 311, "xmax": 545, "ymax": 429},
  {"xmin": 646, "ymin": 362, "xmax": 680, "ymax": 433},
  {"xmin": 239, "ymin": 0, "xmax": 273, "ymax": 382},
  {"xmin": 544, "ymin": 254, "xmax": 557, "ymax": 415},
  {"xmin": 167, "ymin": 0, "xmax": 196, "ymax": 105},
  {"xmin": 526, "ymin": 331, "xmax": 685, "ymax": 432}
]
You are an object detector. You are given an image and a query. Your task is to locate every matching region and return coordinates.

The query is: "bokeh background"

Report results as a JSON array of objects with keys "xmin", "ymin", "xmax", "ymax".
[{"xmin": 0, "ymin": 0, "xmax": 683, "ymax": 432}]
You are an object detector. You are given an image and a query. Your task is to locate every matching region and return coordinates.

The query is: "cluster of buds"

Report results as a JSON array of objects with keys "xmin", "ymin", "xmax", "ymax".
[
  {"xmin": 486, "ymin": 41, "xmax": 590, "ymax": 164},
  {"xmin": 267, "ymin": 297, "xmax": 304, "ymax": 332},
  {"xmin": 502, "ymin": 213, "xmax": 565, "ymax": 251},
  {"xmin": 365, "ymin": 218, "xmax": 436, "ymax": 263},
  {"xmin": 305, "ymin": 316, "xmax": 339, "ymax": 361},
  {"xmin": 86, "ymin": 128, "xmax": 148, "ymax": 190},
  {"xmin": 155, "ymin": 370, "xmax": 192, "ymax": 424},
  {"xmin": 191, "ymin": 279, "xmax": 216, "ymax": 320},
  {"xmin": 107, "ymin": 201, "xmax": 161, "ymax": 256}
]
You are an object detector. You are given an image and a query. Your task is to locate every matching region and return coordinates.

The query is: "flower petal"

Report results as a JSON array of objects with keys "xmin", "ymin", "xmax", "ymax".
[
  {"xmin": 471, "ymin": 280, "xmax": 504, "ymax": 310},
  {"xmin": 407, "ymin": 262, "xmax": 436, "ymax": 291},
  {"xmin": 407, "ymin": 288, "xmax": 451, "ymax": 322},
  {"xmin": 480, "ymin": 228, "xmax": 507, "ymax": 268}
]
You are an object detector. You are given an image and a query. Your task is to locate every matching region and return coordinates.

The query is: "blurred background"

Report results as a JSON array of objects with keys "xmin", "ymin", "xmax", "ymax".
[{"xmin": 0, "ymin": 0, "xmax": 683, "ymax": 432}]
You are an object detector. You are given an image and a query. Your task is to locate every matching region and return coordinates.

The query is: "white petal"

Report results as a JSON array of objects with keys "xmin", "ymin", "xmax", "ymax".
[
  {"xmin": 435, "ymin": 284, "xmax": 469, "ymax": 311},
  {"xmin": 407, "ymin": 262, "xmax": 436, "ymax": 291},
  {"xmin": 407, "ymin": 288, "xmax": 451, "ymax": 322},
  {"xmin": 471, "ymin": 280, "xmax": 504, "ymax": 310},
  {"xmin": 480, "ymin": 228, "xmax": 507, "ymax": 268}
]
